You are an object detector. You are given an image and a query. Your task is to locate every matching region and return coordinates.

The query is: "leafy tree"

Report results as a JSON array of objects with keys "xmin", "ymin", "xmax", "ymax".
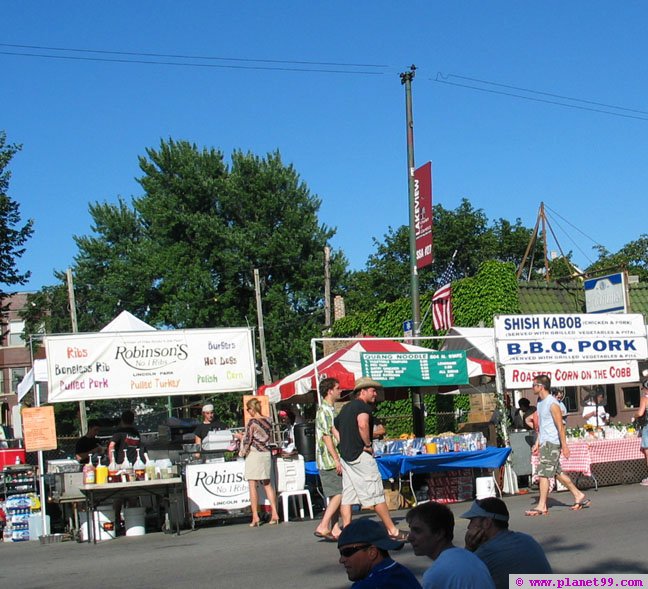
[
  {"xmin": 586, "ymin": 239, "xmax": 648, "ymax": 282},
  {"xmin": 0, "ymin": 131, "xmax": 33, "ymax": 306},
  {"xmin": 341, "ymin": 198, "xmax": 543, "ymax": 314},
  {"xmin": 25, "ymin": 139, "xmax": 346, "ymax": 378}
]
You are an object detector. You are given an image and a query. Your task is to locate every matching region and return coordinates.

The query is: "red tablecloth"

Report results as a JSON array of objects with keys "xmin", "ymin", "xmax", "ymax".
[{"xmin": 531, "ymin": 437, "xmax": 644, "ymax": 477}]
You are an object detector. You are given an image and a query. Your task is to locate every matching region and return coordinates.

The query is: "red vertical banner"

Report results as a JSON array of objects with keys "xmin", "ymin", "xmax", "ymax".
[{"xmin": 414, "ymin": 161, "xmax": 433, "ymax": 269}]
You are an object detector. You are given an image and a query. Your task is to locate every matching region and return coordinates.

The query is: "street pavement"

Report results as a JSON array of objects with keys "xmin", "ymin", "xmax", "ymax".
[{"xmin": 1, "ymin": 482, "xmax": 647, "ymax": 588}]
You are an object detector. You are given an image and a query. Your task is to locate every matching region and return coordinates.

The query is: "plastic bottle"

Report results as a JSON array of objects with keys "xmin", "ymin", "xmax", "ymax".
[
  {"xmin": 95, "ymin": 454, "xmax": 108, "ymax": 485},
  {"xmin": 108, "ymin": 451, "xmax": 119, "ymax": 483},
  {"xmin": 120, "ymin": 454, "xmax": 133, "ymax": 482},
  {"xmin": 133, "ymin": 449, "xmax": 146, "ymax": 481},
  {"xmin": 145, "ymin": 456, "xmax": 156, "ymax": 481},
  {"xmin": 14, "ymin": 455, "xmax": 20, "ymax": 464},
  {"xmin": 83, "ymin": 454, "xmax": 96, "ymax": 485}
]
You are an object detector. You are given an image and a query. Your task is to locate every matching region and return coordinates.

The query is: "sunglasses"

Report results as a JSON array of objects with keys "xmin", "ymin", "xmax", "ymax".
[{"xmin": 339, "ymin": 544, "xmax": 370, "ymax": 558}]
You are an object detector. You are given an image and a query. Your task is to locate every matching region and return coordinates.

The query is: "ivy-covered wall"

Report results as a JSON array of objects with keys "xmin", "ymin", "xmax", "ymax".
[{"xmin": 332, "ymin": 261, "xmax": 520, "ymax": 437}]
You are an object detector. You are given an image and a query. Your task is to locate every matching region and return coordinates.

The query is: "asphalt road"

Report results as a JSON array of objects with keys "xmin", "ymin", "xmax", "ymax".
[{"xmin": 1, "ymin": 483, "xmax": 646, "ymax": 588}]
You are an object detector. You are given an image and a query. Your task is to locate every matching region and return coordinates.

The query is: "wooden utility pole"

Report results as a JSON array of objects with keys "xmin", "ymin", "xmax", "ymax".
[
  {"xmin": 324, "ymin": 246, "xmax": 331, "ymax": 328},
  {"xmin": 254, "ymin": 269, "xmax": 272, "ymax": 385},
  {"xmin": 66, "ymin": 268, "xmax": 88, "ymax": 434}
]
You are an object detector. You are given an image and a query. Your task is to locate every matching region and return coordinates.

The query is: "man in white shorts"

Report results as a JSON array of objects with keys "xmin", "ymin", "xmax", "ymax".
[{"xmin": 334, "ymin": 377, "xmax": 407, "ymax": 541}]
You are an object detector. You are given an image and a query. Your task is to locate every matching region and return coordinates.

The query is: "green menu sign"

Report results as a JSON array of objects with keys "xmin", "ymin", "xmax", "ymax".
[{"xmin": 360, "ymin": 351, "xmax": 469, "ymax": 386}]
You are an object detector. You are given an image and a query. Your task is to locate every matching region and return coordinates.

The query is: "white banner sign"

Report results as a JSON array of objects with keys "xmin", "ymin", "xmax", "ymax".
[
  {"xmin": 45, "ymin": 327, "xmax": 255, "ymax": 402},
  {"xmin": 494, "ymin": 313, "xmax": 648, "ymax": 364},
  {"xmin": 185, "ymin": 462, "xmax": 250, "ymax": 511},
  {"xmin": 504, "ymin": 360, "xmax": 639, "ymax": 388}
]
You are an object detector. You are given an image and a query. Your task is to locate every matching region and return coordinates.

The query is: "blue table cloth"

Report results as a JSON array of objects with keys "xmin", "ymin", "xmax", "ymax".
[{"xmin": 304, "ymin": 447, "xmax": 511, "ymax": 479}]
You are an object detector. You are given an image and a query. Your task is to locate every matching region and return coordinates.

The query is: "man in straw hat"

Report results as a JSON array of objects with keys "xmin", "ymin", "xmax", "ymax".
[
  {"xmin": 334, "ymin": 377, "xmax": 408, "ymax": 541},
  {"xmin": 461, "ymin": 497, "xmax": 551, "ymax": 589},
  {"xmin": 337, "ymin": 518, "xmax": 421, "ymax": 588}
]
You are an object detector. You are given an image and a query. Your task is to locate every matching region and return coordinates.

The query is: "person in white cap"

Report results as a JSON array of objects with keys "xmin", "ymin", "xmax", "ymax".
[
  {"xmin": 461, "ymin": 497, "xmax": 552, "ymax": 589},
  {"xmin": 334, "ymin": 377, "xmax": 408, "ymax": 541},
  {"xmin": 194, "ymin": 403, "xmax": 228, "ymax": 446}
]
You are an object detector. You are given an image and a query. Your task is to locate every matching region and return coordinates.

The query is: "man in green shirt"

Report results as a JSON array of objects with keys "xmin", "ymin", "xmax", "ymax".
[{"xmin": 313, "ymin": 377, "xmax": 343, "ymax": 541}]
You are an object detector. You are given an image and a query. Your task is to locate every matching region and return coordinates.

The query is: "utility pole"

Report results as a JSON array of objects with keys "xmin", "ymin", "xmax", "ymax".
[
  {"xmin": 253, "ymin": 269, "xmax": 272, "ymax": 385},
  {"xmin": 324, "ymin": 246, "xmax": 331, "ymax": 328},
  {"xmin": 66, "ymin": 268, "xmax": 88, "ymax": 434},
  {"xmin": 401, "ymin": 65, "xmax": 420, "ymax": 336}
]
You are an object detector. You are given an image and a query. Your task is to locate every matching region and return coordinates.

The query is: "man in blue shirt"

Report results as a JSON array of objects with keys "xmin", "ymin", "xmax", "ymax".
[
  {"xmin": 337, "ymin": 518, "xmax": 421, "ymax": 588},
  {"xmin": 462, "ymin": 497, "xmax": 552, "ymax": 589}
]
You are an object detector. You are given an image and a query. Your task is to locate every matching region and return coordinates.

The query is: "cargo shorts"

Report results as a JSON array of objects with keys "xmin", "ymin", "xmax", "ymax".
[{"xmin": 537, "ymin": 441, "xmax": 562, "ymax": 478}]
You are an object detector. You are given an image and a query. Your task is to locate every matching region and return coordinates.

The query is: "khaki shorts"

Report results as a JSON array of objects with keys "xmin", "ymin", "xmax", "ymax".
[
  {"xmin": 537, "ymin": 442, "xmax": 562, "ymax": 478},
  {"xmin": 340, "ymin": 452, "xmax": 385, "ymax": 508}
]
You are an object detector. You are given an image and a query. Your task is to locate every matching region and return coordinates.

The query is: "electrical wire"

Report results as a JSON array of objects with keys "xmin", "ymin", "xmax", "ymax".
[
  {"xmin": 438, "ymin": 72, "xmax": 648, "ymax": 116},
  {"xmin": 0, "ymin": 42, "xmax": 390, "ymax": 68},
  {"xmin": 432, "ymin": 73, "xmax": 648, "ymax": 122}
]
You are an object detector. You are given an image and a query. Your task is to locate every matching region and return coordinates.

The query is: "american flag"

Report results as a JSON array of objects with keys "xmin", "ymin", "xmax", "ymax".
[{"xmin": 432, "ymin": 256, "xmax": 459, "ymax": 331}]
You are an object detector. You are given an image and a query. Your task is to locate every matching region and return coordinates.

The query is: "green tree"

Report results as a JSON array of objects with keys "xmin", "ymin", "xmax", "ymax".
[
  {"xmin": 586, "ymin": 238, "xmax": 648, "ymax": 282},
  {"xmin": 0, "ymin": 131, "xmax": 33, "ymax": 305},
  {"xmin": 341, "ymin": 198, "xmax": 543, "ymax": 314},
  {"xmin": 25, "ymin": 139, "xmax": 346, "ymax": 378}
]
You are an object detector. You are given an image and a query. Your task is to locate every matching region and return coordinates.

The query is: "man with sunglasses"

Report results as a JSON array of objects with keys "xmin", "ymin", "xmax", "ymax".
[
  {"xmin": 337, "ymin": 518, "xmax": 421, "ymax": 588},
  {"xmin": 528, "ymin": 374, "xmax": 590, "ymax": 516}
]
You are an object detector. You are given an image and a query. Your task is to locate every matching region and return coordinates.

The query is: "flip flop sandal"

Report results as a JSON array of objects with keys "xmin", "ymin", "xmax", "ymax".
[
  {"xmin": 524, "ymin": 509, "xmax": 548, "ymax": 517},
  {"xmin": 314, "ymin": 531, "xmax": 337, "ymax": 542},
  {"xmin": 570, "ymin": 498, "xmax": 592, "ymax": 511}
]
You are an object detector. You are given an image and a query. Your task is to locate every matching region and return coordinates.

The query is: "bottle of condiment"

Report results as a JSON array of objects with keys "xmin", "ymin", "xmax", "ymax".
[
  {"xmin": 133, "ymin": 449, "xmax": 146, "ymax": 481},
  {"xmin": 145, "ymin": 456, "xmax": 156, "ymax": 481},
  {"xmin": 120, "ymin": 455, "xmax": 133, "ymax": 483},
  {"xmin": 83, "ymin": 454, "xmax": 96, "ymax": 485},
  {"xmin": 108, "ymin": 451, "xmax": 119, "ymax": 483},
  {"xmin": 95, "ymin": 454, "xmax": 108, "ymax": 484}
]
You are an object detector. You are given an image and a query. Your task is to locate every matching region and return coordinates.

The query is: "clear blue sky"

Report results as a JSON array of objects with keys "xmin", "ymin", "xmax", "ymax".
[{"xmin": 5, "ymin": 2, "xmax": 648, "ymax": 290}]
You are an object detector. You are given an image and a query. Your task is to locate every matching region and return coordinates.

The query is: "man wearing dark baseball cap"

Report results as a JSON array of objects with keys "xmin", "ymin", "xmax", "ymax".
[
  {"xmin": 337, "ymin": 518, "xmax": 421, "ymax": 588},
  {"xmin": 461, "ymin": 498, "xmax": 552, "ymax": 589}
]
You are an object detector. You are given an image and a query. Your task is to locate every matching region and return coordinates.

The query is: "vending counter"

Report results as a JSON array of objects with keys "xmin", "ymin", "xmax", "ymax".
[
  {"xmin": 531, "ymin": 436, "xmax": 647, "ymax": 489},
  {"xmin": 80, "ymin": 478, "xmax": 184, "ymax": 543}
]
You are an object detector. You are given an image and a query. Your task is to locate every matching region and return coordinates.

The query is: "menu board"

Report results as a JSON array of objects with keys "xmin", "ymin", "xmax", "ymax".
[
  {"xmin": 360, "ymin": 351, "xmax": 468, "ymax": 386},
  {"xmin": 22, "ymin": 406, "xmax": 57, "ymax": 452}
]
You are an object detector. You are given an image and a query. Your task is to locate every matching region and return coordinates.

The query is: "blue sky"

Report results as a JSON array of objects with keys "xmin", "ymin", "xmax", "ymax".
[{"xmin": 4, "ymin": 2, "xmax": 648, "ymax": 290}]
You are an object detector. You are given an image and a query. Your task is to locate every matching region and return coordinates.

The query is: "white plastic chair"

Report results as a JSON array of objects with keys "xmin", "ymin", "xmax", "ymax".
[{"xmin": 275, "ymin": 455, "xmax": 314, "ymax": 522}]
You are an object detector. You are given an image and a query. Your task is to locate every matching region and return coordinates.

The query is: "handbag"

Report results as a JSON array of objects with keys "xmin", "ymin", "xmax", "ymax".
[{"xmin": 635, "ymin": 414, "xmax": 648, "ymax": 430}]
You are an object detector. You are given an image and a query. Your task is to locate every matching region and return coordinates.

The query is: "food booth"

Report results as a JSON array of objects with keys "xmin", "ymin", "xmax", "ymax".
[
  {"xmin": 493, "ymin": 312, "xmax": 648, "ymax": 491},
  {"xmin": 13, "ymin": 312, "xmax": 260, "ymax": 542},
  {"xmin": 259, "ymin": 337, "xmax": 511, "ymax": 505}
]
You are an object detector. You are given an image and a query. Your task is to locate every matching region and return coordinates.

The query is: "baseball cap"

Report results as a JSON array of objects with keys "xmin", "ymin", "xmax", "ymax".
[
  {"xmin": 337, "ymin": 518, "xmax": 404, "ymax": 551},
  {"xmin": 353, "ymin": 377, "xmax": 383, "ymax": 392},
  {"xmin": 202, "ymin": 404, "xmax": 214, "ymax": 413},
  {"xmin": 460, "ymin": 499, "xmax": 509, "ymax": 522}
]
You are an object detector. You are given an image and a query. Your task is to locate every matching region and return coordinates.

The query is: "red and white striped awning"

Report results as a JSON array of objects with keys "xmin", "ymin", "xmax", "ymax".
[{"xmin": 258, "ymin": 339, "xmax": 495, "ymax": 402}]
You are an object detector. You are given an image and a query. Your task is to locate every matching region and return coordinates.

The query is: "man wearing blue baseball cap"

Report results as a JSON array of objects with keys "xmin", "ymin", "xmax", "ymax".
[
  {"xmin": 461, "ymin": 497, "xmax": 552, "ymax": 589},
  {"xmin": 337, "ymin": 518, "xmax": 421, "ymax": 588}
]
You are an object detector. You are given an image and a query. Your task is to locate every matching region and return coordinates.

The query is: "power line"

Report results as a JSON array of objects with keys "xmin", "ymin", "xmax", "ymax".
[
  {"xmin": 0, "ymin": 44, "xmax": 389, "ymax": 75},
  {"xmin": 0, "ymin": 42, "xmax": 390, "ymax": 69},
  {"xmin": 432, "ymin": 73, "xmax": 648, "ymax": 122},
  {"xmin": 439, "ymin": 72, "xmax": 648, "ymax": 116}
]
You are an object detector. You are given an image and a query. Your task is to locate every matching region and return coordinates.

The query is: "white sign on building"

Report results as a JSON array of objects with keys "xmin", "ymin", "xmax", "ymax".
[{"xmin": 584, "ymin": 273, "xmax": 628, "ymax": 314}]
